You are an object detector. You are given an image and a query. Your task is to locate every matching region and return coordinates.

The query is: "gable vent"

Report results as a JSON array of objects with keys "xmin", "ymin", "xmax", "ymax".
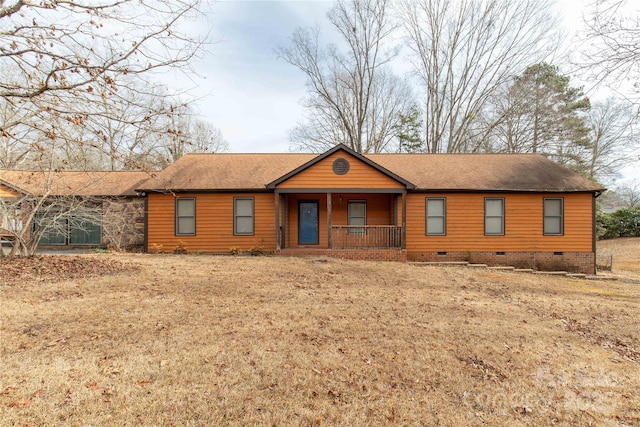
[{"xmin": 332, "ymin": 158, "xmax": 350, "ymax": 175}]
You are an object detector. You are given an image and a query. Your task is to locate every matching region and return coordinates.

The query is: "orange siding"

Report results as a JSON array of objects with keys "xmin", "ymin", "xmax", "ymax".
[
  {"xmin": 405, "ymin": 193, "xmax": 594, "ymax": 252},
  {"xmin": 147, "ymin": 192, "xmax": 276, "ymax": 253},
  {"xmin": 147, "ymin": 191, "xmax": 595, "ymax": 254},
  {"xmin": 276, "ymin": 151, "xmax": 404, "ymax": 189},
  {"xmin": 285, "ymin": 193, "xmax": 395, "ymax": 248},
  {"xmin": 0, "ymin": 184, "xmax": 18, "ymax": 198}
]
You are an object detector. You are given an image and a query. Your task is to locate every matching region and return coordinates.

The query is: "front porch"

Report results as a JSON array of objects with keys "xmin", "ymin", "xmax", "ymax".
[{"xmin": 274, "ymin": 191, "xmax": 406, "ymax": 251}]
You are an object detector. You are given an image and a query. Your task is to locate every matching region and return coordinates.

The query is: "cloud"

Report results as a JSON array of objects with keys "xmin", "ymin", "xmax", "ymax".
[{"xmin": 184, "ymin": 1, "xmax": 333, "ymax": 152}]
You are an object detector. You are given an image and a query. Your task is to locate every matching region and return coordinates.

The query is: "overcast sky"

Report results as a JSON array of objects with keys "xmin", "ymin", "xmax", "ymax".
[{"xmin": 174, "ymin": 0, "xmax": 638, "ymax": 181}]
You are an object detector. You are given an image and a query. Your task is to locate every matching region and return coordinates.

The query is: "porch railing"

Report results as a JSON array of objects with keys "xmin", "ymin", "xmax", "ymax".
[{"xmin": 331, "ymin": 225, "xmax": 403, "ymax": 249}]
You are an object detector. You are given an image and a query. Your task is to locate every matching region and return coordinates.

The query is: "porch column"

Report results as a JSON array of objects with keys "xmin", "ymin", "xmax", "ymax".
[
  {"xmin": 274, "ymin": 191, "xmax": 281, "ymax": 251},
  {"xmin": 401, "ymin": 190, "xmax": 407, "ymax": 250},
  {"xmin": 327, "ymin": 192, "xmax": 332, "ymax": 249}
]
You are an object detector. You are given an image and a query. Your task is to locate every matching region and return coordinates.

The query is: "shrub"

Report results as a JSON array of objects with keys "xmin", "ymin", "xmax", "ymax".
[
  {"xmin": 249, "ymin": 246, "xmax": 266, "ymax": 256},
  {"xmin": 172, "ymin": 241, "xmax": 188, "ymax": 254},
  {"xmin": 597, "ymin": 207, "xmax": 640, "ymax": 239},
  {"xmin": 149, "ymin": 243, "xmax": 164, "ymax": 254}
]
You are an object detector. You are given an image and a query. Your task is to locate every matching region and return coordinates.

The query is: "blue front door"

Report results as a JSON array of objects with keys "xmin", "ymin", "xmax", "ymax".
[{"xmin": 299, "ymin": 201, "xmax": 319, "ymax": 245}]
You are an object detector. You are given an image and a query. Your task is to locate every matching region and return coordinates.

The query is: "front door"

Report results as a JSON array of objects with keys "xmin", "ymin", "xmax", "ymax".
[{"xmin": 298, "ymin": 201, "xmax": 319, "ymax": 245}]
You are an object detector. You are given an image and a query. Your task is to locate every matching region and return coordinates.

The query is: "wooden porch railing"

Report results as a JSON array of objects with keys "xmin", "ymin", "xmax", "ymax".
[{"xmin": 331, "ymin": 225, "xmax": 403, "ymax": 249}]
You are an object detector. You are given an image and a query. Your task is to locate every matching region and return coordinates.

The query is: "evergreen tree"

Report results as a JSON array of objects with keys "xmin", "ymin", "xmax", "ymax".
[
  {"xmin": 483, "ymin": 63, "xmax": 592, "ymax": 171},
  {"xmin": 395, "ymin": 105, "xmax": 423, "ymax": 153}
]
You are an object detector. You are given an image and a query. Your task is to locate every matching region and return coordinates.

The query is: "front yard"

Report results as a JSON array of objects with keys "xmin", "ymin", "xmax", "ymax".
[{"xmin": 1, "ymin": 240, "xmax": 639, "ymax": 426}]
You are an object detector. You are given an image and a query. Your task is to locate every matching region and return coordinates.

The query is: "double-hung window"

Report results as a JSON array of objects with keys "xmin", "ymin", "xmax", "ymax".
[
  {"xmin": 234, "ymin": 197, "xmax": 255, "ymax": 235},
  {"xmin": 426, "ymin": 198, "xmax": 446, "ymax": 235},
  {"xmin": 484, "ymin": 198, "xmax": 505, "ymax": 235},
  {"xmin": 544, "ymin": 198, "xmax": 564, "ymax": 235},
  {"xmin": 348, "ymin": 200, "xmax": 366, "ymax": 235},
  {"xmin": 175, "ymin": 198, "xmax": 196, "ymax": 236}
]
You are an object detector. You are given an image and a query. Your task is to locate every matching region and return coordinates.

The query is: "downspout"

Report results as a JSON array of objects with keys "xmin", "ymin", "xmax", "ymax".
[
  {"xmin": 143, "ymin": 193, "xmax": 149, "ymax": 253},
  {"xmin": 593, "ymin": 190, "xmax": 603, "ymax": 274}
]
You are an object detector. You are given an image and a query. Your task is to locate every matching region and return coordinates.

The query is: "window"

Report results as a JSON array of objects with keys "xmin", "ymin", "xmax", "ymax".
[
  {"xmin": 426, "ymin": 198, "xmax": 446, "ymax": 235},
  {"xmin": 485, "ymin": 198, "xmax": 505, "ymax": 235},
  {"xmin": 69, "ymin": 219, "xmax": 102, "ymax": 244},
  {"xmin": 348, "ymin": 200, "xmax": 366, "ymax": 234},
  {"xmin": 36, "ymin": 215, "xmax": 66, "ymax": 245},
  {"xmin": 35, "ymin": 214, "xmax": 102, "ymax": 245},
  {"xmin": 234, "ymin": 197, "xmax": 254, "ymax": 235},
  {"xmin": 544, "ymin": 198, "xmax": 563, "ymax": 235},
  {"xmin": 175, "ymin": 198, "xmax": 196, "ymax": 236}
]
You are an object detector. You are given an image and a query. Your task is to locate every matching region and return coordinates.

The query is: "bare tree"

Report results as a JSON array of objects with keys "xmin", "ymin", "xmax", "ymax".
[
  {"xmin": 0, "ymin": 172, "xmax": 102, "ymax": 256},
  {"xmin": 583, "ymin": 98, "xmax": 638, "ymax": 182},
  {"xmin": 580, "ymin": 0, "xmax": 640, "ymax": 99},
  {"xmin": 278, "ymin": 0, "xmax": 414, "ymax": 153},
  {"xmin": 0, "ymin": 1, "xmax": 205, "ymax": 256},
  {"xmin": 160, "ymin": 111, "xmax": 228, "ymax": 166},
  {"xmin": 617, "ymin": 180, "xmax": 640, "ymax": 208},
  {"xmin": 0, "ymin": 0, "xmax": 205, "ymax": 170},
  {"xmin": 399, "ymin": 0, "xmax": 562, "ymax": 153}
]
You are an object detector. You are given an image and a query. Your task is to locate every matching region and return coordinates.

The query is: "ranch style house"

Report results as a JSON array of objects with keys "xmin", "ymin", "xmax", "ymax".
[
  {"xmin": 1, "ymin": 145, "xmax": 605, "ymax": 273},
  {"xmin": 138, "ymin": 144, "xmax": 604, "ymax": 274}
]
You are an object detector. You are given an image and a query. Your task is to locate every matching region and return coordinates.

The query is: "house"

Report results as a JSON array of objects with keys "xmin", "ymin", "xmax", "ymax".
[
  {"xmin": 0, "ymin": 170, "xmax": 149, "ymax": 250},
  {"xmin": 138, "ymin": 144, "xmax": 604, "ymax": 274}
]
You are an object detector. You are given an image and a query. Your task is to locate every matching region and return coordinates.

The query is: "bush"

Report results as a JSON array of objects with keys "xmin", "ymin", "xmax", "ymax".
[{"xmin": 597, "ymin": 208, "xmax": 640, "ymax": 239}]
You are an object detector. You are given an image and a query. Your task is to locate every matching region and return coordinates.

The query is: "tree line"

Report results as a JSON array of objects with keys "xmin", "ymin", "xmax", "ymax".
[{"xmin": 278, "ymin": 0, "xmax": 640, "ymax": 187}]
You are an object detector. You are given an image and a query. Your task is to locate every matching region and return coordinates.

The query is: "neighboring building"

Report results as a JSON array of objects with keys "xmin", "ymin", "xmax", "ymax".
[
  {"xmin": 138, "ymin": 144, "xmax": 604, "ymax": 274},
  {"xmin": 0, "ymin": 170, "xmax": 149, "ymax": 250}
]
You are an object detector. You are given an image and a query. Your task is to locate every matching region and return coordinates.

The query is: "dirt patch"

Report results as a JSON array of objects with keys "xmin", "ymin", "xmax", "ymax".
[{"xmin": 0, "ymin": 255, "xmax": 138, "ymax": 285}]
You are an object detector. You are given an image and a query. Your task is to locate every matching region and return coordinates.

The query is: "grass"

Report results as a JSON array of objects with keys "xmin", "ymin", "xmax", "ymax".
[{"xmin": 1, "ymin": 241, "xmax": 639, "ymax": 426}]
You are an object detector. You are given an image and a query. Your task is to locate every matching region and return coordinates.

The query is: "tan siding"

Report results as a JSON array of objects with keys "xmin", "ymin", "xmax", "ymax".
[
  {"xmin": 276, "ymin": 151, "xmax": 404, "ymax": 189},
  {"xmin": 0, "ymin": 184, "xmax": 18, "ymax": 198},
  {"xmin": 405, "ymin": 193, "xmax": 593, "ymax": 252},
  {"xmin": 147, "ymin": 193, "xmax": 276, "ymax": 253}
]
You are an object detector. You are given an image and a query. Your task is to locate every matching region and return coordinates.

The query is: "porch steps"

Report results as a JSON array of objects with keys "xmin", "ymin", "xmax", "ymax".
[
  {"xmin": 411, "ymin": 262, "xmax": 609, "ymax": 281},
  {"xmin": 533, "ymin": 271, "xmax": 569, "ymax": 276},
  {"xmin": 411, "ymin": 261, "xmax": 469, "ymax": 267}
]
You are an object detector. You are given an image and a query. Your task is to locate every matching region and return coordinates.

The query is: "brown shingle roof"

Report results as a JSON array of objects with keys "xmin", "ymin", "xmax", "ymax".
[
  {"xmin": 0, "ymin": 170, "xmax": 151, "ymax": 197},
  {"xmin": 369, "ymin": 154, "xmax": 604, "ymax": 192},
  {"xmin": 139, "ymin": 149, "xmax": 604, "ymax": 193},
  {"xmin": 139, "ymin": 154, "xmax": 316, "ymax": 191}
]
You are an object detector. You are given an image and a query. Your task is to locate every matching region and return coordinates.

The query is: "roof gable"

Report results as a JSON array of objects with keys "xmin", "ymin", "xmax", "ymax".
[{"xmin": 267, "ymin": 144, "xmax": 415, "ymax": 190}]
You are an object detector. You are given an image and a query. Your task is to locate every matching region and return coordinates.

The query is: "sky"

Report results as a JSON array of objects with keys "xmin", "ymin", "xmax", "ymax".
[
  {"xmin": 173, "ymin": 0, "xmax": 639, "ymax": 181},
  {"xmin": 181, "ymin": 0, "xmax": 335, "ymax": 153}
]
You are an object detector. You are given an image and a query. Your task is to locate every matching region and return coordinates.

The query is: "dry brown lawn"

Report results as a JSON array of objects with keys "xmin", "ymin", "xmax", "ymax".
[
  {"xmin": 1, "ymin": 241, "xmax": 639, "ymax": 426},
  {"xmin": 598, "ymin": 237, "xmax": 640, "ymax": 275}
]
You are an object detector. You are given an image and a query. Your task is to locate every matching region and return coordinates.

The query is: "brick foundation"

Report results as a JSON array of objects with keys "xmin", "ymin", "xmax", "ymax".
[
  {"xmin": 406, "ymin": 251, "xmax": 596, "ymax": 274},
  {"xmin": 278, "ymin": 248, "xmax": 407, "ymax": 262}
]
